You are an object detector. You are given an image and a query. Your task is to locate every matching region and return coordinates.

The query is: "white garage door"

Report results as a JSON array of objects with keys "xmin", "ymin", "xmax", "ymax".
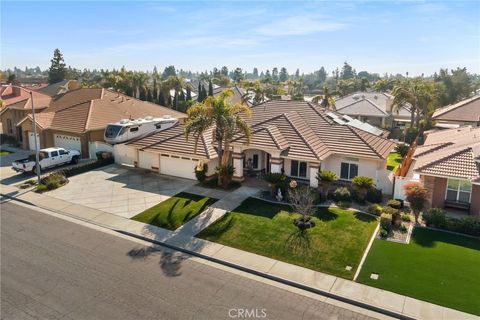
[
  {"xmin": 138, "ymin": 151, "xmax": 159, "ymax": 172},
  {"xmin": 160, "ymin": 156, "xmax": 196, "ymax": 180},
  {"xmin": 54, "ymin": 134, "xmax": 82, "ymax": 153},
  {"xmin": 28, "ymin": 132, "xmax": 40, "ymax": 151},
  {"xmin": 113, "ymin": 144, "xmax": 137, "ymax": 166}
]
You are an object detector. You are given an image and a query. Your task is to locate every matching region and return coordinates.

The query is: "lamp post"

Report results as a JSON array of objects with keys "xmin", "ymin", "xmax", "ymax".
[{"xmin": 2, "ymin": 84, "xmax": 41, "ymax": 184}]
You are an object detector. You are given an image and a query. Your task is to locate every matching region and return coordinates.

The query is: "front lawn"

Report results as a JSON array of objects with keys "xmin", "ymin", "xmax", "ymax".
[
  {"xmin": 387, "ymin": 152, "xmax": 402, "ymax": 171},
  {"xmin": 198, "ymin": 198, "xmax": 378, "ymax": 279},
  {"xmin": 357, "ymin": 228, "xmax": 480, "ymax": 315},
  {"xmin": 132, "ymin": 192, "xmax": 218, "ymax": 230}
]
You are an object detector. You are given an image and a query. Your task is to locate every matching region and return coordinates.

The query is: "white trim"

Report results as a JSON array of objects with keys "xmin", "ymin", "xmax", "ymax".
[
  {"xmin": 445, "ymin": 178, "xmax": 472, "ymax": 204},
  {"xmin": 340, "ymin": 161, "xmax": 358, "ymax": 180}
]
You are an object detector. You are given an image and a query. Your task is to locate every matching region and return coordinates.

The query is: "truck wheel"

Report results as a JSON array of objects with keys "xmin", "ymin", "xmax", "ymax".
[{"xmin": 71, "ymin": 156, "xmax": 79, "ymax": 164}]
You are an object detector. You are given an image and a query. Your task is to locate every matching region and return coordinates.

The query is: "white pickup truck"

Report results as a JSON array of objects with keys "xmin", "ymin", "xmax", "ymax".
[{"xmin": 12, "ymin": 147, "xmax": 81, "ymax": 173}]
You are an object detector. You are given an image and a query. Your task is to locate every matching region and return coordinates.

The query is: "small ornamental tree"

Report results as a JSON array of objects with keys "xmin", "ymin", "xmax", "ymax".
[
  {"xmin": 403, "ymin": 182, "xmax": 428, "ymax": 224},
  {"xmin": 316, "ymin": 170, "xmax": 337, "ymax": 199},
  {"xmin": 288, "ymin": 186, "xmax": 316, "ymax": 230}
]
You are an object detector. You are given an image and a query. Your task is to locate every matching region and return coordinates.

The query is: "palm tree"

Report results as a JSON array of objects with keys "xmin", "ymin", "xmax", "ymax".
[
  {"xmin": 164, "ymin": 76, "xmax": 185, "ymax": 110},
  {"xmin": 392, "ymin": 78, "xmax": 433, "ymax": 128},
  {"xmin": 185, "ymin": 89, "xmax": 252, "ymax": 186},
  {"xmin": 132, "ymin": 72, "xmax": 148, "ymax": 99},
  {"xmin": 311, "ymin": 87, "xmax": 336, "ymax": 110},
  {"xmin": 241, "ymin": 80, "xmax": 267, "ymax": 105}
]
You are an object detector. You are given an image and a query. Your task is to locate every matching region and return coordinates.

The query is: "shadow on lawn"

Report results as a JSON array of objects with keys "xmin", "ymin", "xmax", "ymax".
[
  {"xmin": 316, "ymin": 208, "xmax": 338, "ymax": 222},
  {"xmin": 285, "ymin": 229, "xmax": 311, "ymax": 253},
  {"xmin": 413, "ymin": 228, "xmax": 480, "ymax": 249},
  {"xmin": 353, "ymin": 211, "xmax": 377, "ymax": 223}
]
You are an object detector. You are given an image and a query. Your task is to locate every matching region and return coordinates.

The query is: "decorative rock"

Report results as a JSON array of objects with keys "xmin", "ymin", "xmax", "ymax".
[{"xmin": 370, "ymin": 273, "xmax": 379, "ymax": 280}]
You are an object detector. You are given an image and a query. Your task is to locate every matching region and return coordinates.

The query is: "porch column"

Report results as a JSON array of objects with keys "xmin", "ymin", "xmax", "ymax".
[
  {"xmin": 232, "ymin": 151, "xmax": 244, "ymax": 181},
  {"xmin": 309, "ymin": 163, "xmax": 320, "ymax": 188},
  {"xmin": 270, "ymin": 157, "xmax": 283, "ymax": 174}
]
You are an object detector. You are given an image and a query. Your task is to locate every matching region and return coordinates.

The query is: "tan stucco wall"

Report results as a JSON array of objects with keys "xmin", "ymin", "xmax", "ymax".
[
  {"xmin": 321, "ymin": 154, "xmax": 383, "ymax": 181},
  {"xmin": 1, "ymin": 109, "xmax": 30, "ymax": 141}
]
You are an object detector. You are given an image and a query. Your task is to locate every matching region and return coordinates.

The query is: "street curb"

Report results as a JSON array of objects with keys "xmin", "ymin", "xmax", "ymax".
[{"xmin": 2, "ymin": 193, "xmax": 412, "ymax": 320}]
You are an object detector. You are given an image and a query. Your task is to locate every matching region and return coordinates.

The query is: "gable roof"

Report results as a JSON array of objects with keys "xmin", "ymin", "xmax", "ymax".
[
  {"xmin": 412, "ymin": 126, "xmax": 480, "ymax": 181},
  {"xmin": 0, "ymin": 87, "xmax": 51, "ymax": 115},
  {"xmin": 18, "ymin": 88, "xmax": 187, "ymax": 133},
  {"xmin": 334, "ymin": 92, "xmax": 410, "ymax": 118},
  {"xmin": 432, "ymin": 95, "xmax": 480, "ymax": 122},
  {"xmin": 127, "ymin": 122, "xmax": 217, "ymax": 160},
  {"xmin": 236, "ymin": 100, "xmax": 395, "ymax": 160}
]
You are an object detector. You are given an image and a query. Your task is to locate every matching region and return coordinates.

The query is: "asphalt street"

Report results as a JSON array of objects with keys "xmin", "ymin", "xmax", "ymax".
[{"xmin": 1, "ymin": 202, "xmax": 376, "ymax": 320}]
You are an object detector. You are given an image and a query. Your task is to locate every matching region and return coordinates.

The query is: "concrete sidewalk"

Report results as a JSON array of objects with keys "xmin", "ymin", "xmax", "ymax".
[{"xmin": 1, "ymin": 184, "xmax": 477, "ymax": 320}]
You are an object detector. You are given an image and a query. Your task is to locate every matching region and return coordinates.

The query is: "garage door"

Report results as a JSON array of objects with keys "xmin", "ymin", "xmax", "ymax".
[
  {"xmin": 54, "ymin": 134, "xmax": 82, "ymax": 153},
  {"xmin": 160, "ymin": 156, "xmax": 196, "ymax": 179},
  {"xmin": 28, "ymin": 132, "xmax": 40, "ymax": 151},
  {"xmin": 138, "ymin": 151, "xmax": 159, "ymax": 172},
  {"xmin": 113, "ymin": 144, "xmax": 137, "ymax": 166}
]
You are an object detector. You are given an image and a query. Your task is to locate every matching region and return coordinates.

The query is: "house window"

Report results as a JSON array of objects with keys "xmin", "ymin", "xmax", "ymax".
[
  {"xmin": 340, "ymin": 162, "xmax": 358, "ymax": 180},
  {"xmin": 252, "ymin": 154, "xmax": 259, "ymax": 169},
  {"xmin": 290, "ymin": 160, "xmax": 307, "ymax": 178},
  {"xmin": 446, "ymin": 179, "xmax": 472, "ymax": 203}
]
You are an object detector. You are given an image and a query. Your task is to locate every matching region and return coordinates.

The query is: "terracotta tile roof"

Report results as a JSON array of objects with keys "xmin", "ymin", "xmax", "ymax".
[
  {"xmin": 432, "ymin": 95, "xmax": 480, "ymax": 122},
  {"xmin": 0, "ymin": 88, "xmax": 51, "ymax": 111},
  {"xmin": 334, "ymin": 92, "xmax": 410, "ymax": 118},
  {"xmin": 232, "ymin": 125, "xmax": 289, "ymax": 151},
  {"xmin": 127, "ymin": 123, "xmax": 217, "ymax": 159},
  {"xmin": 412, "ymin": 126, "xmax": 480, "ymax": 180},
  {"xmin": 18, "ymin": 88, "xmax": 186, "ymax": 134},
  {"xmin": 336, "ymin": 98, "xmax": 389, "ymax": 117},
  {"xmin": 243, "ymin": 100, "xmax": 394, "ymax": 160}
]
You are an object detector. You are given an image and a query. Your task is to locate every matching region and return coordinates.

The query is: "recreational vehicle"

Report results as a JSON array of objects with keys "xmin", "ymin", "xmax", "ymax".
[{"xmin": 105, "ymin": 116, "xmax": 177, "ymax": 144}]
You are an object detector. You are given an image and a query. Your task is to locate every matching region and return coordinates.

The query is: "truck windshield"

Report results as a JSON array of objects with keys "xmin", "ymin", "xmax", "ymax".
[{"xmin": 105, "ymin": 125, "xmax": 124, "ymax": 138}]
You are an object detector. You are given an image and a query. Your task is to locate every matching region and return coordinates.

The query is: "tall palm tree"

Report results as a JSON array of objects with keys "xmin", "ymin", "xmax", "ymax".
[
  {"xmin": 185, "ymin": 89, "xmax": 252, "ymax": 186},
  {"xmin": 392, "ymin": 79, "xmax": 431, "ymax": 128},
  {"xmin": 164, "ymin": 76, "xmax": 185, "ymax": 110},
  {"xmin": 241, "ymin": 80, "xmax": 267, "ymax": 105}
]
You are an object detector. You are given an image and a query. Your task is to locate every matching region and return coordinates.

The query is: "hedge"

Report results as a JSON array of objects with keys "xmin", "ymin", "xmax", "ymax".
[{"xmin": 423, "ymin": 208, "xmax": 480, "ymax": 237}]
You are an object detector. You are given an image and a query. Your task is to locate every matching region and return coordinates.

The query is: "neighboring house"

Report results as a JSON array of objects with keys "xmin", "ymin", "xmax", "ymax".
[
  {"xmin": 334, "ymin": 92, "xmax": 411, "ymax": 128},
  {"xmin": 432, "ymin": 95, "xmax": 480, "ymax": 128},
  {"xmin": 16, "ymin": 88, "xmax": 187, "ymax": 158},
  {"xmin": 0, "ymin": 84, "xmax": 52, "ymax": 144},
  {"xmin": 36, "ymin": 79, "xmax": 82, "ymax": 97},
  {"xmin": 123, "ymin": 100, "xmax": 395, "ymax": 193},
  {"xmin": 410, "ymin": 126, "xmax": 480, "ymax": 215}
]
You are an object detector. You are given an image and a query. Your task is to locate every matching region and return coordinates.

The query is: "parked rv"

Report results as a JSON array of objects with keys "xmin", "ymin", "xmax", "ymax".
[{"xmin": 104, "ymin": 116, "xmax": 177, "ymax": 144}]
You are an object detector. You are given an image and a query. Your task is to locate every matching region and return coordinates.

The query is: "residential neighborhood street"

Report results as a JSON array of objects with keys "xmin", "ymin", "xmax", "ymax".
[{"xmin": 1, "ymin": 202, "xmax": 376, "ymax": 320}]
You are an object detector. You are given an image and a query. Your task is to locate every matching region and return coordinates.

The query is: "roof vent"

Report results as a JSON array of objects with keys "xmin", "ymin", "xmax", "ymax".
[
  {"xmin": 120, "ymin": 119, "xmax": 129, "ymax": 124},
  {"xmin": 163, "ymin": 115, "xmax": 172, "ymax": 119},
  {"xmin": 145, "ymin": 116, "xmax": 153, "ymax": 120},
  {"xmin": 352, "ymin": 94, "xmax": 360, "ymax": 100},
  {"xmin": 374, "ymin": 95, "xmax": 378, "ymax": 99}
]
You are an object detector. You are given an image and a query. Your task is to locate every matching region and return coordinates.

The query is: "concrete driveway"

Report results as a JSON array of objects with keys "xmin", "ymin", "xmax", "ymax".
[
  {"xmin": 47, "ymin": 164, "xmax": 196, "ymax": 218},
  {"xmin": 0, "ymin": 147, "xmax": 33, "ymax": 186}
]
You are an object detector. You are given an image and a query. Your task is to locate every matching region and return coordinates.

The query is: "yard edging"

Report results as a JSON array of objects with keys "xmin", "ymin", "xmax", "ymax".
[{"xmin": 353, "ymin": 223, "xmax": 380, "ymax": 281}]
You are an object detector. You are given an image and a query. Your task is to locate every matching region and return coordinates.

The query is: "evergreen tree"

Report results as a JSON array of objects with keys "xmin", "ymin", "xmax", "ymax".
[
  {"xmin": 197, "ymin": 82, "xmax": 202, "ymax": 102},
  {"xmin": 253, "ymin": 67, "xmax": 259, "ymax": 79},
  {"xmin": 158, "ymin": 91, "xmax": 166, "ymax": 106},
  {"xmin": 48, "ymin": 48, "xmax": 66, "ymax": 84},
  {"xmin": 201, "ymin": 84, "xmax": 207, "ymax": 101},
  {"xmin": 318, "ymin": 67, "xmax": 327, "ymax": 83},
  {"xmin": 162, "ymin": 65, "xmax": 176, "ymax": 80},
  {"xmin": 186, "ymin": 86, "xmax": 192, "ymax": 101},
  {"xmin": 208, "ymin": 80, "xmax": 214, "ymax": 96},
  {"xmin": 232, "ymin": 67, "xmax": 244, "ymax": 83},
  {"xmin": 341, "ymin": 62, "xmax": 354, "ymax": 80},
  {"xmin": 221, "ymin": 66, "xmax": 229, "ymax": 76},
  {"xmin": 279, "ymin": 67, "xmax": 288, "ymax": 82},
  {"xmin": 295, "ymin": 69, "xmax": 300, "ymax": 79},
  {"xmin": 272, "ymin": 67, "xmax": 279, "ymax": 81}
]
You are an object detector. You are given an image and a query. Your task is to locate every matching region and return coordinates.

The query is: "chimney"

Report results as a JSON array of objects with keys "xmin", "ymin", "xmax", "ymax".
[{"xmin": 12, "ymin": 81, "xmax": 22, "ymax": 97}]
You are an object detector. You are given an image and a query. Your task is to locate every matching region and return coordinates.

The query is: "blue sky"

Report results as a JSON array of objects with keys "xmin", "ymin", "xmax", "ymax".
[{"xmin": 1, "ymin": 1, "xmax": 479, "ymax": 76}]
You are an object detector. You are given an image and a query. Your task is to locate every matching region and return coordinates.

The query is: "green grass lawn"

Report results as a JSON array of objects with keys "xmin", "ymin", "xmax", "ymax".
[
  {"xmin": 132, "ymin": 192, "xmax": 218, "ymax": 230},
  {"xmin": 387, "ymin": 152, "xmax": 402, "ymax": 171},
  {"xmin": 357, "ymin": 228, "xmax": 480, "ymax": 315},
  {"xmin": 198, "ymin": 198, "xmax": 378, "ymax": 279},
  {"xmin": 0, "ymin": 150, "xmax": 13, "ymax": 156}
]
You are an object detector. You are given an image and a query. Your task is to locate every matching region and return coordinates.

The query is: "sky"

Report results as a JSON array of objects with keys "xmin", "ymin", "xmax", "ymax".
[{"xmin": 1, "ymin": 1, "xmax": 479, "ymax": 76}]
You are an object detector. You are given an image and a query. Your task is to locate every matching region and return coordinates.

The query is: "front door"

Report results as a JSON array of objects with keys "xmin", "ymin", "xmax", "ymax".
[{"xmin": 266, "ymin": 153, "xmax": 271, "ymax": 173}]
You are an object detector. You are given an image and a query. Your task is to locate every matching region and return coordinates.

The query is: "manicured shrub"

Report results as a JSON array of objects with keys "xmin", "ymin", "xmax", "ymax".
[
  {"xmin": 265, "ymin": 172, "xmax": 287, "ymax": 196},
  {"xmin": 401, "ymin": 213, "xmax": 411, "ymax": 222},
  {"xmin": 25, "ymin": 179, "xmax": 36, "ymax": 185},
  {"xmin": 379, "ymin": 227, "xmax": 389, "ymax": 238},
  {"xmin": 380, "ymin": 213, "xmax": 392, "ymax": 230},
  {"xmin": 387, "ymin": 199, "xmax": 402, "ymax": 209},
  {"xmin": 382, "ymin": 205, "xmax": 399, "ymax": 216},
  {"xmin": 46, "ymin": 180, "xmax": 60, "ymax": 190},
  {"xmin": 399, "ymin": 224, "xmax": 408, "ymax": 233},
  {"xmin": 333, "ymin": 187, "xmax": 351, "ymax": 202},
  {"xmin": 445, "ymin": 217, "xmax": 480, "ymax": 237},
  {"xmin": 395, "ymin": 143, "xmax": 409, "ymax": 158},
  {"xmin": 366, "ymin": 203, "xmax": 382, "ymax": 216},
  {"xmin": 194, "ymin": 162, "xmax": 208, "ymax": 182},
  {"xmin": 36, "ymin": 184, "xmax": 48, "ymax": 192},
  {"xmin": 422, "ymin": 208, "xmax": 447, "ymax": 228},
  {"xmin": 366, "ymin": 187, "xmax": 383, "ymax": 203},
  {"xmin": 352, "ymin": 176, "xmax": 375, "ymax": 203},
  {"xmin": 403, "ymin": 182, "xmax": 428, "ymax": 223},
  {"xmin": 316, "ymin": 170, "xmax": 338, "ymax": 199}
]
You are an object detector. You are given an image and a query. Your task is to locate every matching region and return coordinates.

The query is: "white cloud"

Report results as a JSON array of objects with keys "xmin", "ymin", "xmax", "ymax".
[{"xmin": 255, "ymin": 15, "xmax": 346, "ymax": 36}]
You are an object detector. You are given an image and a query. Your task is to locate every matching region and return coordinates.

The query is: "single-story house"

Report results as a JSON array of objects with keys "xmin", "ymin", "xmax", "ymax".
[
  {"xmin": 16, "ymin": 88, "xmax": 187, "ymax": 158},
  {"xmin": 334, "ymin": 92, "xmax": 411, "ymax": 128},
  {"xmin": 410, "ymin": 126, "xmax": 480, "ymax": 215},
  {"xmin": 0, "ymin": 84, "xmax": 52, "ymax": 144},
  {"xmin": 122, "ymin": 99, "xmax": 396, "ymax": 193},
  {"xmin": 432, "ymin": 95, "xmax": 480, "ymax": 128}
]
